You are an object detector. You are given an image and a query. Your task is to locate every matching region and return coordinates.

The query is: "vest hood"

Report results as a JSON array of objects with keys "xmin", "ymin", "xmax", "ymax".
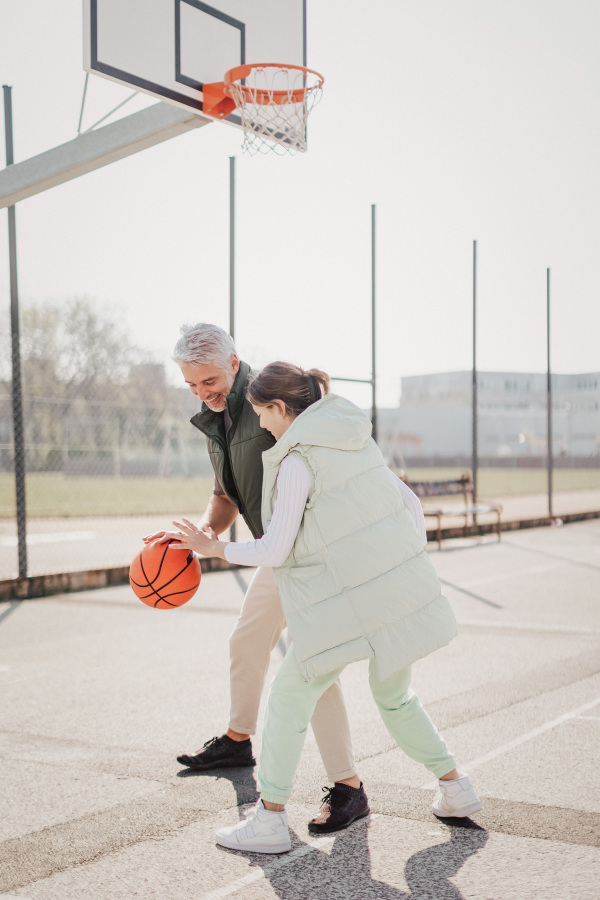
[{"xmin": 263, "ymin": 394, "xmax": 372, "ymax": 470}]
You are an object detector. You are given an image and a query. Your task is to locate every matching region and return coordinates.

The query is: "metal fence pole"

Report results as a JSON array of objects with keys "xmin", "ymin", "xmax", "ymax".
[
  {"xmin": 3, "ymin": 85, "xmax": 27, "ymax": 578},
  {"xmin": 229, "ymin": 156, "xmax": 235, "ymax": 345},
  {"xmin": 229, "ymin": 156, "xmax": 236, "ymax": 543},
  {"xmin": 547, "ymin": 267, "xmax": 553, "ymax": 519},
  {"xmin": 371, "ymin": 204, "xmax": 377, "ymax": 443},
  {"xmin": 471, "ymin": 239, "xmax": 478, "ymax": 507}
]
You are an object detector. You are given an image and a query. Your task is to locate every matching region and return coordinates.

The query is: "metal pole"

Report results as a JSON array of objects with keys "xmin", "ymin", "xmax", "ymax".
[
  {"xmin": 3, "ymin": 85, "xmax": 27, "ymax": 578},
  {"xmin": 371, "ymin": 204, "xmax": 377, "ymax": 443},
  {"xmin": 229, "ymin": 156, "xmax": 236, "ymax": 542},
  {"xmin": 547, "ymin": 267, "xmax": 553, "ymax": 520},
  {"xmin": 77, "ymin": 73, "xmax": 89, "ymax": 135},
  {"xmin": 472, "ymin": 239, "xmax": 478, "ymax": 506},
  {"xmin": 229, "ymin": 156, "xmax": 235, "ymax": 342}
]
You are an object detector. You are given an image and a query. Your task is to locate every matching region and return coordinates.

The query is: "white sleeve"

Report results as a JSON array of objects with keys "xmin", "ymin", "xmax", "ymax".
[
  {"xmin": 395, "ymin": 476, "xmax": 427, "ymax": 545},
  {"xmin": 224, "ymin": 455, "xmax": 311, "ymax": 567}
]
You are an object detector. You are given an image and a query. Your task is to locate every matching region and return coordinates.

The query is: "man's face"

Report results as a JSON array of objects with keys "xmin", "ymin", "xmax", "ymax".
[{"xmin": 180, "ymin": 355, "xmax": 240, "ymax": 412}]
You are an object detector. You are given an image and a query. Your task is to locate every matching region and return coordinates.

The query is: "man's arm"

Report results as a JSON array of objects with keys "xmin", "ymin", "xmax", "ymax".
[{"xmin": 200, "ymin": 492, "xmax": 238, "ymax": 536}]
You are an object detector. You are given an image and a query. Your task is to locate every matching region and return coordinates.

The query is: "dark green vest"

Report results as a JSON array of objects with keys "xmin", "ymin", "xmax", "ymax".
[{"xmin": 190, "ymin": 361, "xmax": 275, "ymax": 538}]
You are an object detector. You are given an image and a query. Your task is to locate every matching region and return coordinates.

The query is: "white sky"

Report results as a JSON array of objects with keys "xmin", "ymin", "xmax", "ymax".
[{"xmin": 1, "ymin": 0, "xmax": 599, "ymax": 408}]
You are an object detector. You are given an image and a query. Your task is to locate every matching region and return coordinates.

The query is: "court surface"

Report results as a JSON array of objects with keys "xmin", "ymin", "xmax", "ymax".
[{"xmin": 1, "ymin": 520, "xmax": 599, "ymax": 898}]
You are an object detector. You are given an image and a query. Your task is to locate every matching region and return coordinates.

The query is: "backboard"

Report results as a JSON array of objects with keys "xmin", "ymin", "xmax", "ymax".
[{"xmin": 82, "ymin": 0, "xmax": 307, "ymax": 130}]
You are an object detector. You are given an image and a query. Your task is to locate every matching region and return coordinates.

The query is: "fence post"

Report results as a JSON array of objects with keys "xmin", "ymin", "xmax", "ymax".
[
  {"xmin": 229, "ymin": 156, "xmax": 236, "ymax": 543},
  {"xmin": 371, "ymin": 204, "xmax": 378, "ymax": 443},
  {"xmin": 546, "ymin": 268, "xmax": 553, "ymax": 519},
  {"xmin": 472, "ymin": 239, "xmax": 478, "ymax": 511},
  {"xmin": 3, "ymin": 85, "xmax": 27, "ymax": 578}
]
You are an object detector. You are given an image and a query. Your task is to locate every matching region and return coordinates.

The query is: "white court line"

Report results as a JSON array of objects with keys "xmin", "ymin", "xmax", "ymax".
[
  {"xmin": 457, "ymin": 618, "xmax": 600, "ymax": 636},
  {"xmin": 0, "ymin": 531, "xmax": 95, "ymax": 547},
  {"xmin": 202, "ymin": 816, "xmax": 380, "ymax": 899},
  {"xmin": 422, "ymin": 696, "xmax": 600, "ymax": 790}
]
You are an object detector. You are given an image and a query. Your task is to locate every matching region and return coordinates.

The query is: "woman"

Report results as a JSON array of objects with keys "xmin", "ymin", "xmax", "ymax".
[{"xmin": 156, "ymin": 362, "xmax": 481, "ymax": 854}]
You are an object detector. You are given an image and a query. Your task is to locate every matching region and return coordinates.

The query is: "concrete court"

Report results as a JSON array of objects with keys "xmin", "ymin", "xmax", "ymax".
[{"xmin": 0, "ymin": 520, "xmax": 599, "ymax": 899}]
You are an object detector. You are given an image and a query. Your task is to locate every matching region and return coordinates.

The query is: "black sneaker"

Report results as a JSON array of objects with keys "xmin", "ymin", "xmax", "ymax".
[
  {"xmin": 177, "ymin": 735, "xmax": 256, "ymax": 770},
  {"xmin": 308, "ymin": 782, "xmax": 370, "ymax": 834}
]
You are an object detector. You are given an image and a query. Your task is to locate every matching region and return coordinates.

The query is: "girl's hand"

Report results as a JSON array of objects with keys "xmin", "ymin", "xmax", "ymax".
[
  {"xmin": 155, "ymin": 517, "xmax": 226, "ymax": 559},
  {"xmin": 143, "ymin": 523, "xmax": 218, "ymax": 544},
  {"xmin": 142, "ymin": 530, "xmax": 169, "ymax": 544}
]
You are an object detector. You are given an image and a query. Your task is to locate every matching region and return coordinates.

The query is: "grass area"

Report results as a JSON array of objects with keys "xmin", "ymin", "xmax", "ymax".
[
  {"xmin": 0, "ymin": 473, "xmax": 215, "ymax": 518},
  {"xmin": 1, "ymin": 467, "xmax": 599, "ymax": 518}
]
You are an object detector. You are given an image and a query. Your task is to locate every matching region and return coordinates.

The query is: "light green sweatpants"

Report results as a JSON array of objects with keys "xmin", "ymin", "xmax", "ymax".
[{"xmin": 258, "ymin": 644, "xmax": 456, "ymax": 805}]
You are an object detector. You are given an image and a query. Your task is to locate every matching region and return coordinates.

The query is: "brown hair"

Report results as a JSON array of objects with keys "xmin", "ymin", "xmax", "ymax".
[{"xmin": 247, "ymin": 361, "xmax": 330, "ymax": 417}]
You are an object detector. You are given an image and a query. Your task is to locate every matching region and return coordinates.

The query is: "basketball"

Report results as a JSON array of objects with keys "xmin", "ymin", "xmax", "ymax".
[{"xmin": 129, "ymin": 540, "xmax": 201, "ymax": 609}]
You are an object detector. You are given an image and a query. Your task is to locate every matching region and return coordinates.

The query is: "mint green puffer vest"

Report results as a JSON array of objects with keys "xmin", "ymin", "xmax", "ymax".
[{"xmin": 261, "ymin": 394, "xmax": 457, "ymax": 682}]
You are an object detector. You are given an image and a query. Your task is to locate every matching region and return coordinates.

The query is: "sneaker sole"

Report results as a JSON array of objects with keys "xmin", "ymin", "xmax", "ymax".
[
  {"xmin": 177, "ymin": 757, "xmax": 256, "ymax": 770},
  {"xmin": 307, "ymin": 807, "xmax": 371, "ymax": 835},
  {"xmin": 215, "ymin": 835, "xmax": 291, "ymax": 854},
  {"xmin": 432, "ymin": 799, "xmax": 483, "ymax": 818}
]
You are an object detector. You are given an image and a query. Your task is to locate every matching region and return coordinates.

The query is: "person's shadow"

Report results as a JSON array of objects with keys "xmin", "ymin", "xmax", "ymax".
[
  {"xmin": 255, "ymin": 816, "xmax": 487, "ymax": 899},
  {"xmin": 176, "ymin": 761, "xmax": 260, "ymax": 808},
  {"xmin": 199, "ymin": 765, "xmax": 489, "ymax": 899}
]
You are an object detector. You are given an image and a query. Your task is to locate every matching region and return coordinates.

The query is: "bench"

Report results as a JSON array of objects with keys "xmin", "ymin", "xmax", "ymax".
[{"xmin": 405, "ymin": 474, "xmax": 503, "ymax": 549}]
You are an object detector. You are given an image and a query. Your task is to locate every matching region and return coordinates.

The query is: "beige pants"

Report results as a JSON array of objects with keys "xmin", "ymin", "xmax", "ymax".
[{"xmin": 229, "ymin": 566, "xmax": 357, "ymax": 782}]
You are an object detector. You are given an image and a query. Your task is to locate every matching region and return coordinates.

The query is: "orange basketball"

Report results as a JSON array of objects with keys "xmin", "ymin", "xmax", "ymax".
[{"xmin": 129, "ymin": 540, "xmax": 201, "ymax": 609}]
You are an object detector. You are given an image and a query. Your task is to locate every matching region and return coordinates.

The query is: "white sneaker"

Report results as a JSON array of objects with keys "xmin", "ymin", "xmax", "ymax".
[
  {"xmin": 432, "ymin": 774, "xmax": 482, "ymax": 818},
  {"xmin": 215, "ymin": 801, "xmax": 292, "ymax": 854}
]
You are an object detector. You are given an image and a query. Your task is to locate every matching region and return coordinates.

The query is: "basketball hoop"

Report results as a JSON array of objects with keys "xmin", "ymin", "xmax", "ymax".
[{"xmin": 203, "ymin": 63, "xmax": 324, "ymax": 155}]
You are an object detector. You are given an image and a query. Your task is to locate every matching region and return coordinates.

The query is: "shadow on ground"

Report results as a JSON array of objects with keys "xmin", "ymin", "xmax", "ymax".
[
  {"xmin": 201, "ymin": 765, "xmax": 489, "ymax": 900},
  {"xmin": 248, "ymin": 818, "xmax": 488, "ymax": 899},
  {"xmin": 177, "ymin": 762, "xmax": 260, "ymax": 808}
]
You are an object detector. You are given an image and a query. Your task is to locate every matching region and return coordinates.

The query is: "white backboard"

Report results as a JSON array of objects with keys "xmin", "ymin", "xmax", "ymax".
[{"xmin": 83, "ymin": 0, "xmax": 307, "ymax": 127}]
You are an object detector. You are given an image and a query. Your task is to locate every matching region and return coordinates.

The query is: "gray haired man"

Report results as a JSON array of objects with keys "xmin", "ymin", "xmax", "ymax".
[{"xmin": 171, "ymin": 323, "xmax": 367, "ymax": 834}]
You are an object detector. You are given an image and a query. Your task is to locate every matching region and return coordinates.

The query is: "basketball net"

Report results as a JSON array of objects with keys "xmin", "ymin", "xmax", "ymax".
[{"xmin": 225, "ymin": 64, "xmax": 324, "ymax": 156}]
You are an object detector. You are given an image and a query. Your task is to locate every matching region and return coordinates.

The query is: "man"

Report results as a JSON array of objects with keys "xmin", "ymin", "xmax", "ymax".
[{"xmin": 171, "ymin": 322, "xmax": 368, "ymax": 834}]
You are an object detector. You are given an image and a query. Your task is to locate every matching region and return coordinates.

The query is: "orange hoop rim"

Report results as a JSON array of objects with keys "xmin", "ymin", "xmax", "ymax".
[{"xmin": 224, "ymin": 63, "xmax": 324, "ymax": 106}]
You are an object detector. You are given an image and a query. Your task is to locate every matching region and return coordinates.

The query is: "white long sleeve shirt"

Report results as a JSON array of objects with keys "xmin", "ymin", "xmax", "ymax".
[{"xmin": 224, "ymin": 456, "xmax": 427, "ymax": 568}]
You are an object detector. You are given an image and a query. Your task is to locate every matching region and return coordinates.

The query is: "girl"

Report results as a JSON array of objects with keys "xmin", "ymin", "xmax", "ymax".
[{"xmin": 157, "ymin": 362, "xmax": 481, "ymax": 853}]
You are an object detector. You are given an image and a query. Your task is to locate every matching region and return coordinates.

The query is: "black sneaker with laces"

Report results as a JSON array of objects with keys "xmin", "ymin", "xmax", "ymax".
[
  {"xmin": 177, "ymin": 734, "xmax": 256, "ymax": 770},
  {"xmin": 308, "ymin": 781, "xmax": 370, "ymax": 834}
]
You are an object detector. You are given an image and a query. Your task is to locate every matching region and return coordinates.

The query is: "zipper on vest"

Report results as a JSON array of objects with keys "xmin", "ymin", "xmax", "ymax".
[
  {"xmin": 213, "ymin": 427, "xmax": 248, "ymax": 522},
  {"xmin": 227, "ymin": 445, "xmax": 246, "ymax": 520},
  {"xmin": 211, "ymin": 432, "xmax": 242, "ymax": 510}
]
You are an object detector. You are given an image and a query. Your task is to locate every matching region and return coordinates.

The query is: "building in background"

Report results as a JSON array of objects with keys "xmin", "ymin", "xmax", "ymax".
[{"xmin": 395, "ymin": 371, "xmax": 600, "ymax": 463}]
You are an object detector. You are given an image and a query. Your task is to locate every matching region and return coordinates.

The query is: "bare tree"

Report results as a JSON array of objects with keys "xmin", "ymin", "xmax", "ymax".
[{"xmin": 2, "ymin": 296, "xmax": 205, "ymax": 476}]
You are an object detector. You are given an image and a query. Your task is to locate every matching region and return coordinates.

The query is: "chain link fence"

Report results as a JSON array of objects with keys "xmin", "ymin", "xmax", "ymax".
[
  {"xmin": 2, "ymin": 298, "xmax": 600, "ymax": 583},
  {"xmin": 0, "ymin": 299, "xmax": 216, "ymax": 581}
]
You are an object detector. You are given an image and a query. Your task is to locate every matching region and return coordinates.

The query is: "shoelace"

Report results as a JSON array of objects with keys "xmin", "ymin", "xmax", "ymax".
[
  {"xmin": 198, "ymin": 736, "xmax": 220, "ymax": 751},
  {"xmin": 319, "ymin": 785, "xmax": 339, "ymax": 808}
]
